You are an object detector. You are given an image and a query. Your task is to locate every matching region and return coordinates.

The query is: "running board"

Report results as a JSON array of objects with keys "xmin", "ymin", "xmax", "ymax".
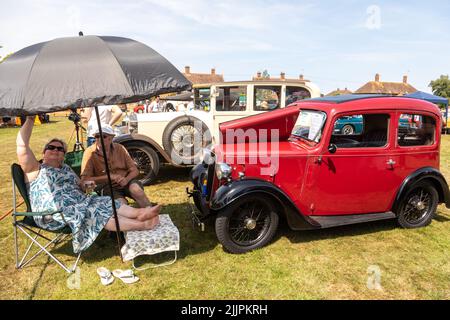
[{"xmin": 309, "ymin": 212, "xmax": 396, "ymax": 229}]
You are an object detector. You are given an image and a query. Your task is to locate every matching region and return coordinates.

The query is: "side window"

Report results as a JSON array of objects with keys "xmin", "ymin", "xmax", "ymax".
[
  {"xmin": 398, "ymin": 114, "xmax": 435, "ymax": 146},
  {"xmin": 331, "ymin": 114, "xmax": 390, "ymax": 148},
  {"xmin": 286, "ymin": 86, "xmax": 311, "ymax": 106},
  {"xmin": 216, "ymin": 86, "xmax": 247, "ymax": 112},
  {"xmin": 254, "ymin": 86, "xmax": 281, "ymax": 111},
  {"xmin": 194, "ymin": 88, "xmax": 210, "ymax": 111}
]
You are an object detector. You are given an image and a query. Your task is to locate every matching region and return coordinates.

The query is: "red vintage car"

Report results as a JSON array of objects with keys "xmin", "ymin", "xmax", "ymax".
[{"xmin": 189, "ymin": 94, "xmax": 450, "ymax": 253}]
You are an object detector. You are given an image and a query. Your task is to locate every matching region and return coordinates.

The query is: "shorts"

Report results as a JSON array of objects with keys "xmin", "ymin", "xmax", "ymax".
[{"xmin": 96, "ymin": 179, "xmax": 144, "ymax": 200}]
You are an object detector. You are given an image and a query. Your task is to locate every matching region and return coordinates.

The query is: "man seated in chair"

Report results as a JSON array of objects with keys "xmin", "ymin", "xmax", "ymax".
[{"xmin": 80, "ymin": 125, "xmax": 153, "ymax": 208}]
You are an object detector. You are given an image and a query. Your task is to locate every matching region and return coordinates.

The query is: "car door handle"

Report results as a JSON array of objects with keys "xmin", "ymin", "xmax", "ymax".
[
  {"xmin": 386, "ymin": 159, "xmax": 396, "ymax": 169},
  {"xmin": 386, "ymin": 159, "xmax": 396, "ymax": 165}
]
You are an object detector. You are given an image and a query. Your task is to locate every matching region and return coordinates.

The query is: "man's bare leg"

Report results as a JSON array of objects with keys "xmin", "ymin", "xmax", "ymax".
[{"xmin": 128, "ymin": 183, "xmax": 151, "ymax": 208}]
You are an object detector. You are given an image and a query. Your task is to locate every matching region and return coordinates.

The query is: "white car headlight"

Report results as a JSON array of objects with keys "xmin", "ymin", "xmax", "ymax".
[{"xmin": 216, "ymin": 162, "xmax": 232, "ymax": 180}]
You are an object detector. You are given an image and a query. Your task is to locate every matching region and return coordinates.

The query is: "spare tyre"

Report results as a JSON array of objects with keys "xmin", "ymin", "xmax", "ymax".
[
  {"xmin": 162, "ymin": 116, "xmax": 212, "ymax": 165},
  {"xmin": 121, "ymin": 140, "xmax": 160, "ymax": 186}
]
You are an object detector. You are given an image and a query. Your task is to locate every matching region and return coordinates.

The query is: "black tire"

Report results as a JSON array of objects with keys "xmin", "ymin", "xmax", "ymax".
[
  {"xmin": 397, "ymin": 181, "xmax": 438, "ymax": 228},
  {"xmin": 121, "ymin": 141, "xmax": 160, "ymax": 186},
  {"xmin": 341, "ymin": 124, "xmax": 354, "ymax": 135},
  {"xmin": 215, "ymin": 194, "xmax": 280, "ymax": 254},
  {"xmin": 192, "ymin": 192, "xmax": 203, "ymax": 213},
  {"xmin": 162, "ymin": 116, "xmax": 212, "ymax": 165}
]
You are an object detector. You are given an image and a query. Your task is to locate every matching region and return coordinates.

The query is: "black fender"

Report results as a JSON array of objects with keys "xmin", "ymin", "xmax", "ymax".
[
  {"xmin": 392, "ymin": 167, "xmax": 450, "ymax": 212},
  {"xmin": 190, "ymin": 162, "xmax": 208, "ymax": 186},
  {"xmin": 210, "ymin": 179, "xmax": 321, "ymax": 230},
  {"xmin": 113, "ymin": 133, "xmax": 178, "ymax": 165}
]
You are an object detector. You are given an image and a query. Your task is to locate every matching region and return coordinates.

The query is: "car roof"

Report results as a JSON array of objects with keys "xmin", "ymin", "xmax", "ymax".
[
  {"xmin": 307, "ymin": 94, "xmax": 391, "ymax": 103},
  {"xmin": 296, "ymin": 94, "xmax": 441, "ymax": 115}
]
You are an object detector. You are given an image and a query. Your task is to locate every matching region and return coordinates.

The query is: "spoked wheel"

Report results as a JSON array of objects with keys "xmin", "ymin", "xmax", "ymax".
[
  {"xmin": 171, "ymin": 124, "xmax": 199, "ymax": 155},
  {"xmin": 215, "ymin": 194, "xmax": 279, "ymax": 254},
  {"xmin": 122, "ymin": 141, "xmax": 160, "ymax": 186},
  {"xmin": 162, "ymin": 117, "xmax": 212, "ymax": 165},
  {"xmin": 397, "ymin": 181, "xmax": 438, "ymax": 228}
]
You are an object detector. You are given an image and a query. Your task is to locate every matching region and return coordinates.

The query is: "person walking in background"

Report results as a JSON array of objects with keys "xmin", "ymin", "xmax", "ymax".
[
  {"xmin": 144, "ymin": 99, "xmax": 151, "ymax": 113},
  {"xmin": 83, "ymin": 105, "xmax": 123, "ymax": 147},
  {"xmin": 149, "ymin": 96, "xmax": 162, "ymax": 113}
]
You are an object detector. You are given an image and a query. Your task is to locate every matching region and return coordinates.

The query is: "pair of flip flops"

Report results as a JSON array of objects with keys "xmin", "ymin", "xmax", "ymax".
[{"xmin": 97, "ymin": 267, "xmax": 139, "ymax": 285}]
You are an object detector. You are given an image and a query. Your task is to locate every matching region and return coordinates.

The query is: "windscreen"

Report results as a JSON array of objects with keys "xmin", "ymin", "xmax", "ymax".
[{"xmin": 291, "ymin": 110, "xmax": 327, "ymax": 143}]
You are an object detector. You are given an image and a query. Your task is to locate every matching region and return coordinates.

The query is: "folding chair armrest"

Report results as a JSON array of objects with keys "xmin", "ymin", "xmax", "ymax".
[{"xmin": 13, "ymin": 210, "xmax": 63, "ymax": 217}]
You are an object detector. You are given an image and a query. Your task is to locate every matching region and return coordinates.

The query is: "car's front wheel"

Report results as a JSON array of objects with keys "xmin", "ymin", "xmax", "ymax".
[
  {"xmin": 215, "ymin": 194, "xmax": 279, "ymax": 254},
  {"xmin": 397, "ymin": 181, "xmax": 438, "ymax": 228}
]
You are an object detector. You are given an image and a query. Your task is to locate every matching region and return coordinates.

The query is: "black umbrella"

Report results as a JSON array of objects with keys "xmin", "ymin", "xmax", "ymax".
[
  {"xmin": 0, "ymin": 35, "xmax": 191, "ymax": 114},
  {"xmin": 0, "ymin": 34, "xmax": 191, "ymax": 259}
]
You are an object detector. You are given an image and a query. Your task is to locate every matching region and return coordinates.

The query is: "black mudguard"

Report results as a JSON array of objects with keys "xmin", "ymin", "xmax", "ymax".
[
  {"xmin": 392, "ymin": 167, "xmax": 450, "ymax": 212},
  {"xmin": 210, "ymin": 179, "xmax": 321, "ymax": 230}
]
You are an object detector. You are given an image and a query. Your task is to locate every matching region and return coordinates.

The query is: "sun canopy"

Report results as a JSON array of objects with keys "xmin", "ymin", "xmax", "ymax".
[{"xmin": 405, "ymin": 91, "xmax": 448, "ymax": 106}]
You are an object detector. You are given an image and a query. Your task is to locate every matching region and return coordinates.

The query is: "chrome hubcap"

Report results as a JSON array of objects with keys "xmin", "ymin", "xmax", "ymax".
[
  {"xmin": 244, "ymin": 218, "xmax": 257, "ymax": 230},
  {"xmin": 171, "ymin": 125, "xmax": 203, "ymax": 153},
  {"xmin": 182, "ymin": 134, "xmax": 194, "ymax": 148},
  {"xmin": 415, "ymin": 201, "xmax": 426, "ymax": 211}
]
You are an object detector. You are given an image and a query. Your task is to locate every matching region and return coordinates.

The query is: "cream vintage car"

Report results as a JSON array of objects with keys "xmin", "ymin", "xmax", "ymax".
[{"xmin": 115, "ymin": 79, "xmax": 321, "ymax": 184}]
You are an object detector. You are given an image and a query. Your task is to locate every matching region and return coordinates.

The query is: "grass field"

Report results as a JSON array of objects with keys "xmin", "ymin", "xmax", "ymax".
[{"xmin": 0, "ymin": 116, "xmax": 448, "ymax": 300}]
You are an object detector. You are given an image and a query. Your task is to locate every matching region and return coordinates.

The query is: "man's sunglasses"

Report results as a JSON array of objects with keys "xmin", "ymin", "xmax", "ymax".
[
  {"xmin": 45, "ymin": 145, "xmax": 65, "ymax": 153},
  {"xmin": 95, "ymin": 135, "xmax": 111, "ymax": 139}
]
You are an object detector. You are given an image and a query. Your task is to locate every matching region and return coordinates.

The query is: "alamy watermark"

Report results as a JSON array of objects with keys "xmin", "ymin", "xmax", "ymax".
[
  {"xmin": 66, "ymin": 5, "xmax": 82, "ymax": 31},
  {"xmin": 169, "ymin": 119, "xmax": 281, "ymax": 175},
  {"xmin": 367, "ymin": 265, "xmax": 383, "ymax": 290},
  {"xmin": 366, "ymin": 5, "xmax": 381, "ymax": 30},
  {"xmin": 67, "ymin": 266, "xmax": 82, "ymax": 290}
]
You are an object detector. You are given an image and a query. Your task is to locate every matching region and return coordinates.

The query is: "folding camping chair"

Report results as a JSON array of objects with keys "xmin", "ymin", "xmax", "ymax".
[
  {"xmin": 11, "ymin": 163, "xmax": 81, "ymax": 273},
  {"xmin": 64, "ymin": 150, "xmax": 84, "ymax": 177}
]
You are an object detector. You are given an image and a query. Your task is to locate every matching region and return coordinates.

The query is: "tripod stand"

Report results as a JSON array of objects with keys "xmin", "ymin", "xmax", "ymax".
[
  {"xmin": 65, "ymin": 112, "xmax": 86, "ymax": 176},
  {"xmin": 71, "ymin": 121, "xmax": 86, "ymax": 151},
  {"xmin": 67, "ymin": 110, "xmax": 86, "ymax": 152}
]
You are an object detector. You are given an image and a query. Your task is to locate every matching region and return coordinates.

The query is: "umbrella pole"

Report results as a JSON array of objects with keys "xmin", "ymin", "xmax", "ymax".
[{"xmin": 94, "ymin": 106, "xmax": 123, "ymax": 261}]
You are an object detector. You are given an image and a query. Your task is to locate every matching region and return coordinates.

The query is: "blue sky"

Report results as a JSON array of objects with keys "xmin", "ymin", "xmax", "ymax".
[{"xmin": 1, "ymin": 0, "xmax": 449, "ymax": 94}]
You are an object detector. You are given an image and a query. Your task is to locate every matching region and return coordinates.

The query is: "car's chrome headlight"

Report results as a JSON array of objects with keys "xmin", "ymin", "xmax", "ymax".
[{"xmin": 215, "ymin": 162, "xmax": 232, "ymax": 180}]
